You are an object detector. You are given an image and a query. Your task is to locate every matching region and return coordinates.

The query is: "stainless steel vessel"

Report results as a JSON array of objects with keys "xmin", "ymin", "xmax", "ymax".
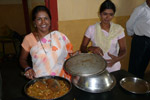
[
  {"xmin": 64, "ymin": 53, "xmax": 107, "ymax": 76},
  {"xmin": 64, "ymin": 53, "xmax": 116, "ymax": 93},
  {"xmin": 72, "ymin": 70, "xmax": 116, "ymax": 93},
  {"xmin": 120, "ymin": 77, "xmax": 150, "ymax": 94},
  {"xmin": 24, "ymin": 76, "xmax": 72, "ymax": 100}
]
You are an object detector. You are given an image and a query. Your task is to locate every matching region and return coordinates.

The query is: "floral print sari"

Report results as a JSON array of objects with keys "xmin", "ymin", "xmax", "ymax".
[{"xmin": 22, "ymin": 31, "xmax": 73, "ymax": 80}]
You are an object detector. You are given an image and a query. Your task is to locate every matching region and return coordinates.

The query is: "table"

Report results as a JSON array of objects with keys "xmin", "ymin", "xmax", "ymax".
[
  {"xmin": 73, "ymin": 70, "xmax": 150, "ymax": 100},
  {"xmin": 11, "ymin": 70, "xmax": 150, "ymax": 100}
]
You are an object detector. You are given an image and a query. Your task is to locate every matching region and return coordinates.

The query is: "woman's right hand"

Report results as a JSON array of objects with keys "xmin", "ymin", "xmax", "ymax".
[
  {"xmin": 88, "ymin": 46, "xmax": 104, "ymax": 56},
  {"xmin": 24, "ymin": 69, "xmax": 36, "ymax": 79},
  {"xmin": 69, "ymin": 50, "xmax": 81, "ymax": 57}
]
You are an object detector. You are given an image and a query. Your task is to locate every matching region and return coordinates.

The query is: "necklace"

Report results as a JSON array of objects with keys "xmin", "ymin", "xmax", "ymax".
[{"xmin": 36, "ymin": 32, "xmax": 52, "ymax": 54}]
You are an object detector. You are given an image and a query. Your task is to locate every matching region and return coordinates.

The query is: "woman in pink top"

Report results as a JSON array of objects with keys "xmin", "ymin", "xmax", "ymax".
[
  {"xmin": 19, "ymin": 6, "xmax": 73, "ymax": 80},
  {"xmin": 80, "ymin": 0, "xmax": 127, "ymax": 72}
]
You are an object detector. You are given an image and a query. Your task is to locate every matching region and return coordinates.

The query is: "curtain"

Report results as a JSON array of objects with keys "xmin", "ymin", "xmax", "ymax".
[{"xmin": 45, "ymin": 0, "xmax": 58, "ymax": 30}]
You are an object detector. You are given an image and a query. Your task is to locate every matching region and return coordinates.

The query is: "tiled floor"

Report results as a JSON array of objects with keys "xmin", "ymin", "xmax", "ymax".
[{"xmin": 0, "ymin": 57, "xmax": 150, "ymax": 100}]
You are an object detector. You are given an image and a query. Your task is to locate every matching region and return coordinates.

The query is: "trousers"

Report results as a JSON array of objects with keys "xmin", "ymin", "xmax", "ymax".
[{"xmin": 128, "ymin": 35, "xmax": 150, "ymax": 78}]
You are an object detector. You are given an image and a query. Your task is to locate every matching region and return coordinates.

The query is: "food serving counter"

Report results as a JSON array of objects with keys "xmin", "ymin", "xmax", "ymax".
[{"xmin": 12, "ymin": 70, "xmax": 150, "ymax": 100}]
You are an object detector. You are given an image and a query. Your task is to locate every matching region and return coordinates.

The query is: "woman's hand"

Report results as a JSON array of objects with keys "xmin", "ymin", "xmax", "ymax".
[
  {"xmin": 69, "ymin": 50, "xmax": 81, "ymax": 57},
  {"xmin": 24, "ymin": 69, "xmax": 36, "ymax": 79},
  {"xmin": 88, "ymin": 46, "xmax": 104, "ymax": 56},
  {"xmin": 106, "ymin": 53, "xmax": 118, "ymax": 67}
]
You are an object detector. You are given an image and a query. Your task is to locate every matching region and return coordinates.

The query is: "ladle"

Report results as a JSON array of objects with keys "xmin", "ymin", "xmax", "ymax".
[
  {"xmin": 46, "ymin": 78, "xmax": 60, "ymax": 92},
  {"xmin": 37, "ymin": 78, "xmax": 60, "ymax": 92}
]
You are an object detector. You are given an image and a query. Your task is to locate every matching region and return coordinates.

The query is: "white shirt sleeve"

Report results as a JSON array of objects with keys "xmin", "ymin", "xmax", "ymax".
[
  {"xmin": 85, "ymin": 25, "xmax": 95, "ymax": 39},
  {"xmin": 126, "ymin": 7, "xmax": 142, "ymax": 36},
  {"xmin": 118, "ymin": 31, "xmax": 125, "ymax": 40}
]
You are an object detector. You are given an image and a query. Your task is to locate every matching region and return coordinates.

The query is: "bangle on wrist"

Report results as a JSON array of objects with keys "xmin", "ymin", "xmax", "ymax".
[{"xmin": 24, "ymin": 67, "xmax": 32, "ymax": 72}]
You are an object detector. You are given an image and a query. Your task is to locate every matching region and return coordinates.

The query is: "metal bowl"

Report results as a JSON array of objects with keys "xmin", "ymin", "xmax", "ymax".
[
  {"xmin": 120, "ymin": 77, "xmax": 150, "ymax": 94},
  {"xmin": 72, "ymin": 70, "xmax": 116, "ymax": 93},
  {"xmin": 24, "ymin": 76, "xmax": 72, "ymax": 100}
]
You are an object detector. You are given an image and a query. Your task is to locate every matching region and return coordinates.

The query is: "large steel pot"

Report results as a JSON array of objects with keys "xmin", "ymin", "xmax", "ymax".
[
  {"xmin": 72, "ymin": 70, "xmax": 116, "ymax": 93},
  {"xmin": 64, "ymin": 53, "xmax": 116, "ymax": 93},
  {"xmin": 24, "ymin": 76, "xmax": 72, "ymax": 100}
]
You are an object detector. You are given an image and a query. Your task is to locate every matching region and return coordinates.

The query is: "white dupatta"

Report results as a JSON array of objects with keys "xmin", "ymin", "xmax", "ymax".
[{"xmin": 95, "ymin": 22, "xmax": 124, "ymax": 53}]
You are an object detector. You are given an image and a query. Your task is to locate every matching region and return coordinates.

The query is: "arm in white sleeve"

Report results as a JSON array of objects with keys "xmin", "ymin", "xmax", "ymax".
[{"xmin": 126, "ymin": 7, "xmax": 141, "ymax": 36}]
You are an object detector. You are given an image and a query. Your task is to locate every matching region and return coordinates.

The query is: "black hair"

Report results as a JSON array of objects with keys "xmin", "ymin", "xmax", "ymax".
[
  {"xmin": 32, "ymin": 5, "xmax": 51, "ymax": 21},
  {"xmin": 99, "ymin": 0, "xmax": 116, "ymax": 14}
]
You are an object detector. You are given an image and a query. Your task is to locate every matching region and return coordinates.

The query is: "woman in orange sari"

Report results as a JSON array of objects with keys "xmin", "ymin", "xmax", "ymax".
[{"xmin": 19, "ymin": 6, "xmax": 73, "ymax": 80}]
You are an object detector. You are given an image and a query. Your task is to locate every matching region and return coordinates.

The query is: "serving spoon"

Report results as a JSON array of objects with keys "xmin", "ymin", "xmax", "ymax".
[
  {"xmin": 37, "ymin": 78, "xmax": 60, "ymax": 92},
  {"xmin": 46, "ymin": 78, "xmax": 60, "ymax": 92}
]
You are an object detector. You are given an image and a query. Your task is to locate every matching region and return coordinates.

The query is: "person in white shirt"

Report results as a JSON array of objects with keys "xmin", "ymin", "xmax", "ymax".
[{"xmin": 126, "ymin": 0, "xmax": 150, "ymax": 78}]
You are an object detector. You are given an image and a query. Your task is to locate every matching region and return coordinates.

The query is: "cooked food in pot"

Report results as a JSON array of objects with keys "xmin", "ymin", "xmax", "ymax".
[{"xmin": 27, "ymin": 79, "xmax": 69, "ymax": 99}]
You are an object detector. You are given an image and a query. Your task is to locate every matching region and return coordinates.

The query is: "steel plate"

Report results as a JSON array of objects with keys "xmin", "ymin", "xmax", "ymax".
[
  {"xmin": 120, "ymin": 77, "xmax": 150, "ymax": 94},
  {"xmin": 64, "ymin": 53, "xmax": 107, "ymax": 76}
]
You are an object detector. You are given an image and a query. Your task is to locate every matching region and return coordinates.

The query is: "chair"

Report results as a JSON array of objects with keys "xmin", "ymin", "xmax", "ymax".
[
  {"xmin": 0, "ymin": 37, "xmax": 17, "ymax": 57},
  {"xmin": 0, "ymin": 26, "xmax": 23, "ymax": 60}
]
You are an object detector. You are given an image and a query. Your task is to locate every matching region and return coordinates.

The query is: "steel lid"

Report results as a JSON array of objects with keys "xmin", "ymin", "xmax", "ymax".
[{"xmin": 64, "ymin": 53, "xmax": 107, "ymax": 76}]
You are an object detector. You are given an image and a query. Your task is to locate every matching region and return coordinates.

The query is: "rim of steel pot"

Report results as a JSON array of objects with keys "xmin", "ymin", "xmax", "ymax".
[
  {"xmin": 64, "ymin": 53, "xmax": 107, "ymax": 77},
  {"xmin": 24, "ymin": 76, "xmax": 72, "ymax": 100}
]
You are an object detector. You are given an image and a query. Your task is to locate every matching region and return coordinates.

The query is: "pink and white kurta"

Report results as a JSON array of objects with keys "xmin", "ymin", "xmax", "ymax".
[{"xmin": 85, "ymin": 22, "xmax": 125, "ymax": 72}]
